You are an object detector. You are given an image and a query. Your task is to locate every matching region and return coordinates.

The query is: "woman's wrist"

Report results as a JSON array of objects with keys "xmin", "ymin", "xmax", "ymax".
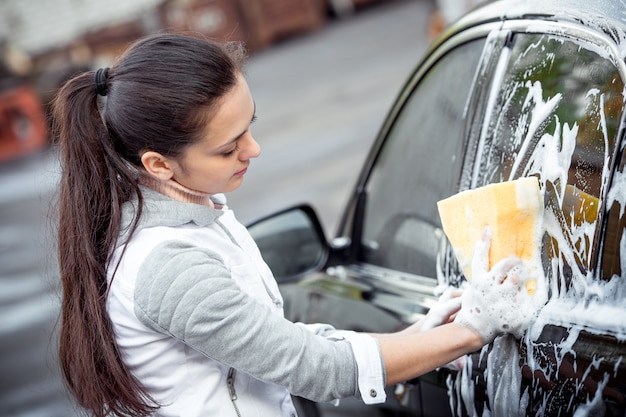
[{"xmin": 451, "ymin": 322, "xmax": 485, "ymax": 351}]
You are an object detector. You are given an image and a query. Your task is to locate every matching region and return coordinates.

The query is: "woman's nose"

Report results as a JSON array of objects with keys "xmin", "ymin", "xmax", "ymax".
[{"xmin": 240, "ymin": 134, "xmax": 261, "ymax": 160}]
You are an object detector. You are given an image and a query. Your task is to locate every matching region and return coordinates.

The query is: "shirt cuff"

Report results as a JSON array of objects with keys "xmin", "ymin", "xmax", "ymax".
[
  {"xmin": 332, "ymin": 330, "xmax": 387, "ymax": 405},
  {"xmin": 301, "ymin": 322, "xmax": 338, "ymax": 337}
]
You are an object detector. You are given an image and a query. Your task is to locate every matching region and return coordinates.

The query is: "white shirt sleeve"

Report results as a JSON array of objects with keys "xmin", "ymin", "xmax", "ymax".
[{"xmin": 325, "ymin": 330, "xmax": 387, "ymax": 405}]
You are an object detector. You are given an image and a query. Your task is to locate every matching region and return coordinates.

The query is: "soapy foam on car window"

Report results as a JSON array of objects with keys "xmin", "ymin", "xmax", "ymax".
[{"xmin": 441, "ymin": 38, "xmax": 626, "ymax": 415}]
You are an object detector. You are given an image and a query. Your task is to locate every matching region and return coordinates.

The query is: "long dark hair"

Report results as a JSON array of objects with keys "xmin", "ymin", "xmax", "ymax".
[{"xmin": 52, "ymin": 33, "xmax": 245, "ymax": 417}]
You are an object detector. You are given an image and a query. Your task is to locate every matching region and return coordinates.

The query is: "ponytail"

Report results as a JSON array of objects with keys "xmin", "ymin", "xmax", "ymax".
[{"xmin": 53, "ymin": 71, "xmax": 156, "ymax": 417}]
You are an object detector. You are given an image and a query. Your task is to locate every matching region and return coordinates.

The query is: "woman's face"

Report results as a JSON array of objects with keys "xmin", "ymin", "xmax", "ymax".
[{"xmin": 170, "ymin": 73, "xmax": 260, "ymax": 195}]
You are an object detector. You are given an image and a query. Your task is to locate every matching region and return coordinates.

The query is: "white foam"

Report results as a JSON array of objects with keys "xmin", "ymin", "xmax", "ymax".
[
  {"xmin": 443, "ymin": 34, "xmax": 625, "ymax": 413},
  {"xmin": 607, "ymin": 168, "xmax": 626, "ymax": 218}
]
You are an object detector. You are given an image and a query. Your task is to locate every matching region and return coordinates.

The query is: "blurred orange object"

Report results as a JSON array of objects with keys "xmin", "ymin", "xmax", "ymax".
[{"xmin": 0, "ymin": 85, "xmax": 48, "ymax": 163}]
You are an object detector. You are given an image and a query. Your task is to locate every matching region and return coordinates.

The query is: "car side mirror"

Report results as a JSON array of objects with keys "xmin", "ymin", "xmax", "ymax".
[{"xmin": 247, "ymin": 205, "xmax": 328, "ymax": 283}]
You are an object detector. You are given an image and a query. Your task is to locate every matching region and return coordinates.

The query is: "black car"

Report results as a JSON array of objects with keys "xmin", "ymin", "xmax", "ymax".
[{"xmin": 248, "ymin": 0, "xmax": 626, "ymax": 416}]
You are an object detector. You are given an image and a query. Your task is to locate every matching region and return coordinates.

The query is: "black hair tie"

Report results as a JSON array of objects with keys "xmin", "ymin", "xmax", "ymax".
[{"xmin": 94, "ymin": 67, "xmax": 110, "ymax": 96}]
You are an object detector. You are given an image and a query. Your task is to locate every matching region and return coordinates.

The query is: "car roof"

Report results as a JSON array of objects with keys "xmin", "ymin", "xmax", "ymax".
[{"xmin": 447, "ymin": 0, "xmax": 626, "ymax": 60}]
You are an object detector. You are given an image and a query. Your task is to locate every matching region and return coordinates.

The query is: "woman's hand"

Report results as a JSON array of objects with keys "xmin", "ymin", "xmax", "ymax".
[
  {"xmin": 454, "ymin": 227, "xmax": 536, "ymax": 344},
  {"xmin": 398, "ymin": 288, "xmax": 463, "ymax": 336},
  {"xmin": 420, "ymin": 288, "xmax": 463, "ymax": 332},
  {"xmin": 375, "ymin": 226, "xmax": 538, "ymax": 385}
]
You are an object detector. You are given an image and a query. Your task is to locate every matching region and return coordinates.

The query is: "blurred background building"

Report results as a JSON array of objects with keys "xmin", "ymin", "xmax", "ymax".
[{"xmin": 0, "ymin": 0, "xmax": 405, "ymax": 165}]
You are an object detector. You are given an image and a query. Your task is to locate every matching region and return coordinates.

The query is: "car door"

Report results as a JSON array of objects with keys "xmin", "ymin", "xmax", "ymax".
[{"xmin": 442, "ymin": 19, "xmax": 626, "ymax": 417}]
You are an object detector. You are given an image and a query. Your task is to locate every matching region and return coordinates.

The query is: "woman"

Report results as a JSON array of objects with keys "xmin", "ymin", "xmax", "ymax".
[{"xmin": 53, "ymin": 33, "xmax": 531, "ymax": 417}]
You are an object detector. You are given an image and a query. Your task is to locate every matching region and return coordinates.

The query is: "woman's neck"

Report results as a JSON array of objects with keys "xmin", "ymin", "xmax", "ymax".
[{"xmin": 139, "ymin": 171, "xmax": 214, "ymax": 208}]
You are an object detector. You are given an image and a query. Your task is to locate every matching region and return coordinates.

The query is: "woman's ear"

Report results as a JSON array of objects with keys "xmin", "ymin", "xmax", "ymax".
[{"xmin": 141, "ymin": 151, "xmax": 176, "ymax": 181}]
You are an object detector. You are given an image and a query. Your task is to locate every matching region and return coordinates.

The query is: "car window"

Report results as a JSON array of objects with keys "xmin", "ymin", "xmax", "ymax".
[
  {"xmin": 451, "ymin": 31, "xmax": 626, "ymax": 417},
  {"xmin": 474, "ymin": 33, "xmax": 624, "ymax": 281},
  {"xmin": 360, "ymin": 38, "xmax": 486, "ymax": 277}
]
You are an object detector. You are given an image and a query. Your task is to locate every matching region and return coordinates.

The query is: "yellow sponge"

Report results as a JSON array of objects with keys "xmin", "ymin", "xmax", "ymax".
[{"xmin": 437, "ymin": 177, "xmax": 544, "ymax": 283}]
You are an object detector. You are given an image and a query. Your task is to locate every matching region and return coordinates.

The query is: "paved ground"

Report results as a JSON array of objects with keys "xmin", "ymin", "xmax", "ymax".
[{"xmin": 0, "ymin": 1, "xmax": 435, "ymax": 415}]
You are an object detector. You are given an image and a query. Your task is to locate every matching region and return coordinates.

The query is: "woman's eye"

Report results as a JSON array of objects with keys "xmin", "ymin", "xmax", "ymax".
[{"xmin": 223, "ymin": 144, "xmax": 240, "ymax": 157}]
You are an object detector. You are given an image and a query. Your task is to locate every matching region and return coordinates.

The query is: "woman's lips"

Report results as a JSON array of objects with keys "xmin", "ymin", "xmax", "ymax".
[{"xmin": 234, "ymin": 167, "xmax": 248, "ymax": 177}]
